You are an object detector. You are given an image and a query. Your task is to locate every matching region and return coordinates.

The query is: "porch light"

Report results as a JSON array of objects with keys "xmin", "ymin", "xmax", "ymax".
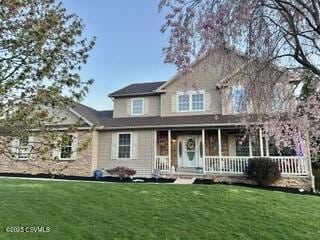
[{"xmin": 172, "ymin": 138, "xmax": 176, "ymax": 144}]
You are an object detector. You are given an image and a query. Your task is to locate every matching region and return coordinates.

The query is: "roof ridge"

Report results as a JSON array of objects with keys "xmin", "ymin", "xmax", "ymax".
[
  {"xmin": 130, "ymin": 80, "xmax": 166, "ymax": 85},
  {"xmin": 109, "ymin": 81, "xmax": 166, "ymax": 98}
]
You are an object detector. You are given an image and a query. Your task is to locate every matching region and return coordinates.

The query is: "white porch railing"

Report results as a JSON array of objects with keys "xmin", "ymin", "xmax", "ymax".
[
  {"xmin": 269, "ymin": 156, "xmax": 308, "ymax": 175},
  {"xmin": 155, "ymin": 156, "xmax": 170, "ymax": 172},
  {"xmin": 154, "ymin": 155, "xmax": 309, "ymax": 176},
  {"xmin": 204, "ymin": 156, "xmax": 309, "ymax": 176}
]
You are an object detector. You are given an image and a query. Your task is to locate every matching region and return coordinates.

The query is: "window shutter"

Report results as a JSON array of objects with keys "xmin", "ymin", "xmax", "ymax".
[
  {"xmin": 111, "ymin": 132, "xmax": 118, "ymax": 159},
  {"xmin": 171, "ymin": 94, "xmax": 176, "ymax": 112},
  {"xmin": 52, "ymin": 145, "xmax": 60, "ymax": 160},
  {"xmin": 10, "ymin": 139, "xmax": 19, "ymax": 158},
  {"xmin": 71, "ymin": 134, "xmax": 78, "ymax": 159},
  {"xmin": 205, "ymin": 91, "xmax": 211, "ymax": 111},
  {"xmin": 222, "ymin": 88, "xmax": 232, "ymax": 114},
  {"xmin": 126, "ymin": 99, "xmax": 131, "ymax": 115},
  {"xmin": 28, "ymin": 136, "xmax": 35, "ymax": 159},
  {"xmin": 131, "ymin": 132, "xmax": 138, "ymax": 159},
  {"xmin": 144, "ymin": 98, "xmax": 149, "ymax": 115}
]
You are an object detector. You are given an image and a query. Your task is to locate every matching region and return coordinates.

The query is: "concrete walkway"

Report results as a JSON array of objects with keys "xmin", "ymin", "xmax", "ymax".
[{"xmin": 173, "ymin": 177, "xmax": 196, "ymax": 184}]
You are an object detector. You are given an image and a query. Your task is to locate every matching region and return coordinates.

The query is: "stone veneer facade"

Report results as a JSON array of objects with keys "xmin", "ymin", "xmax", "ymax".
[
  {"xmin": 163, "ymin": 173, "xmax": 314, "ymax": 191},
  {"xmin": 211, "ymin": 175, "xmax": 314, "ymax": 191},
  {"xmin": 0, "ymin": 131, "xmax": 94, "ymax": 177}
]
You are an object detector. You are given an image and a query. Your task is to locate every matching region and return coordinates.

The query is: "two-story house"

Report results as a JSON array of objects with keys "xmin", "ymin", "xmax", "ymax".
[{"xmin": 1, "ymin": 49, "xmax": 314, "ymax": 190}]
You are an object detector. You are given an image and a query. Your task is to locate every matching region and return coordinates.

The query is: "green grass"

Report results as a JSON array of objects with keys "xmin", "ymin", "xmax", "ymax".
[{"xmin": 0, "ymin": 179, "xmax": 320, "ymax": 240}]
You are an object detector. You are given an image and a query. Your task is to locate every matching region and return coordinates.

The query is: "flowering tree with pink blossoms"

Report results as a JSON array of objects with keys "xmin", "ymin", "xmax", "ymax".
[{"xmin": 159, "ymin": 0, "xmax": 320, "ymax": 159}]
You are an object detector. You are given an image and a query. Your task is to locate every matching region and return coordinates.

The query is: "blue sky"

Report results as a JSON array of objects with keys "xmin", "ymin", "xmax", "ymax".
[{"xmin": 62, "ymin": 0, "xmax": 176, "ymax": 110}]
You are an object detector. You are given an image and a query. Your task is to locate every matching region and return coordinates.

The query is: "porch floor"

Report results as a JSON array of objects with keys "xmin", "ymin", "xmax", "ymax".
[{"xmin": 160, "ymin": 170, "xmax": 243, "ymax": 180}]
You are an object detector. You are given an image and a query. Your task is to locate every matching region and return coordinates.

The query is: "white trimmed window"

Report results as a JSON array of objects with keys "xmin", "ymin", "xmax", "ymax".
[
  {"xmin": 177, "ymin": 90, "xmax": 205, "ymax": 112},
  {"xmin": 11, "ymin": 136, "xmax": 33, "ymax": 160},
  {"xmin": 118, "ymin": 133, "xmax": 131, "ymax": 159},
  {"xmin": 17, "ymin": 137, "xmax": 29, "ymax": 159},
  {"xmin": 59, "ymin": 135, "xmax": 74, "ymax": 160},
  {"xmin": 131, "ymin": 98, "xmax": 144, "ymax": 115},
  {"xmin": 232, "ymin": 85, "xmax": 247, "ymax": 113}
]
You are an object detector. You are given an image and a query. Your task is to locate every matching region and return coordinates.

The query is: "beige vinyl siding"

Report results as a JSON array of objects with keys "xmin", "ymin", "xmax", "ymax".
[
  {"xmin": 97, "ymin": 130, "xmax": 154, "ymax": 177},
  {"xmin": 160, "ymin": 49, "xmax": 248, "ymax": 116},
  {"xmin": 113, "ymin": 96, "xmax": 161, "ymax": 118},
  {"xmin": 45, "ymin": 107, "xmax": 86, "ymax": 125}
]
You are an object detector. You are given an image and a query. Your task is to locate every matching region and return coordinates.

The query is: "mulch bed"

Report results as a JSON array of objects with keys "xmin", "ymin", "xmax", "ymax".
[{"xmin": 0, "ymin": 172, "xmax": 318, "ymax": 195}]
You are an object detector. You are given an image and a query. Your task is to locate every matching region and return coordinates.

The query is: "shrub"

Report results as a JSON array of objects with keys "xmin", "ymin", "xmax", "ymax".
[
  {"xmin": 245, "ymin": 157, "xmax": 281, "ymax": 186},
  {"xmin": 106, "ymin": 167, "xmax": 136, "ymax": 180},
  {"xmin": 312, "ymin": 167, "xmax": 320, "ymax": 192}
]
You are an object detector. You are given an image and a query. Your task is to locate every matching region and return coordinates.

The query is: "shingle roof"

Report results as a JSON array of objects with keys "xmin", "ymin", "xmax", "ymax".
[
  {"xmin": 96, "ymin": 112, "xmax": 264, "ymax": 129},
  {"xmin": 69, "ymin": 103, "xmax": 266, "ymax": 130},
  {"xmin": 108, "ymin": 81, "xmax": 166, "ymax": 97},
  {"xmin": 71, "ymin": 102, "xmax": 103, "ymax": 125},
  {"xmin": 70, "ymin": 102, "xmax": 267, "ymax": 129}
]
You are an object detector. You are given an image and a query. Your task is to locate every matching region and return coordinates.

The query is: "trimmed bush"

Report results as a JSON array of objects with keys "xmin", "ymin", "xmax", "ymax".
[
  {"xmin": 245, "ymin": 157, "xmax": 281, "ymax": 186},
  {"xmin": 312, "ymin": 167, "xmax": 320, "ymax": 192},
  {"xmin": 106, "ymin": 167, "xmax": 136, "ymax": 180}
]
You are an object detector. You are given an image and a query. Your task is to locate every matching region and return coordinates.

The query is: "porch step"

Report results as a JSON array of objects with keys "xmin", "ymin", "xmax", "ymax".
[
  {"xmin": 176, "ymin": 168, "xmax": 198, "ymax": 173},
  {"xmin": 173, "ymin": 177, "xmax": 196, "ymax": 185}
]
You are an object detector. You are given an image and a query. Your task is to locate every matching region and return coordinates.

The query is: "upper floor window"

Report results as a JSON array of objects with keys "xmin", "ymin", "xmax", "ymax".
[
  {"xmin": 177, "ymin": 94, "xmax": 189, "ymax": 111},
  {"xmin": 232, "ymin": 85, "xmax": 247, "ymax": 113},
  {"xmin": 177, "ymin": 90, "xmax": 205, "ymax": 112},
  {"xmin": 118, "ymin": 133, "xmax": 131, "ymax": 159},
  {"xmin": 131, "ymin": 98, "xmax": 144, "ymax": 115}
]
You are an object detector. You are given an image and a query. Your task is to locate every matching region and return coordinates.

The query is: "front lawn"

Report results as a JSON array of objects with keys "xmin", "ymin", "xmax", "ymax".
[{"xmin": 0, "ymin": 178, "xmax": 319, "ymax": 240}]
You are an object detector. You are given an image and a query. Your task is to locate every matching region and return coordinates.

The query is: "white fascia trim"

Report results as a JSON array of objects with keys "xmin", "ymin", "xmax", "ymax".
[
  {"xmin": 29, "ymin": 126, "xmax": 94, "ymax": 131},
  {"xmin": 99, "ymin": 122, "xmax": 263, "ymax": 130},
  {"xmin": 68, "ymin": 108, "xmax": 94, "ymax": 127},
  {"xmin": 155, "ymin": 52, "xmax": 209, "ymax": 92}
]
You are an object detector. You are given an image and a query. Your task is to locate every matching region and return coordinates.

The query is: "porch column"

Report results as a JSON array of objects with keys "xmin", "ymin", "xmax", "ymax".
[
  {"xmin": 305, "ymin": 130, "xmax": 314, "ymax": 183},
  {"xmin": 265, "ymin": 136, "xmax": 270, "ymax": 157},
  {"xmin": 202, "ymin": 129, "xmax": 206, "ymax": 173},
  {"xmin": 168, "ymin": 130, "xmax": 171, "ymax": 172},
  {"xmin": 218, "ymin": 128, "xmax": 222, "ymax": 173},
  {"xmin": 259, "ymin": 128, "xmax": 264, "ymax": 157},
  {"xmin": 248, "ymin": 135, "xmax": 253, "ymax": 157}
]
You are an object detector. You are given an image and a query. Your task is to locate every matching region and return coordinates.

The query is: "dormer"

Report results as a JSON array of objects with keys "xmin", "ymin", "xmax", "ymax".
[{"xmin": 109, "ymin": 81, "xmax": 165, "ymax": 118}]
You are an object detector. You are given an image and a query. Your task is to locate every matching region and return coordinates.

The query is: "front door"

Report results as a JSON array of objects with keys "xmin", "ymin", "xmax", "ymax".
[{"xmin": 182, "ymin": 136, "xmax": 197, "ymax": 167}]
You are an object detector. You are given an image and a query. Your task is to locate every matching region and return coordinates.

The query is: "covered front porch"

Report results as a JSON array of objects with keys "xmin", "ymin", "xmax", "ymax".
[{"xmin": 154, "ymin": 128, "xmax": 310, "ymax": 176}]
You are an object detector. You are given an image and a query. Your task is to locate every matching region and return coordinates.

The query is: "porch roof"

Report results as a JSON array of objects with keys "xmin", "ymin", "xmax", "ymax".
[{"xmin": 97, "ymin": 113, "xmax": 266, "ymax": 130}]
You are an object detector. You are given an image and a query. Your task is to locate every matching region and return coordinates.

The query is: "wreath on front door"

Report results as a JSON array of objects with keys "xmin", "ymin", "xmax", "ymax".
[{"xmin": 186, "ymin": 139, "xmax": 195, "ymax": 150}]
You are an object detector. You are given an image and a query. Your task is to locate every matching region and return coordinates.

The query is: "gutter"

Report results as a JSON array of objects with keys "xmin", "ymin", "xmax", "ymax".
[{"xmin": 96, "ymin": 122, "xmax": 263, "ymax": 130}]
